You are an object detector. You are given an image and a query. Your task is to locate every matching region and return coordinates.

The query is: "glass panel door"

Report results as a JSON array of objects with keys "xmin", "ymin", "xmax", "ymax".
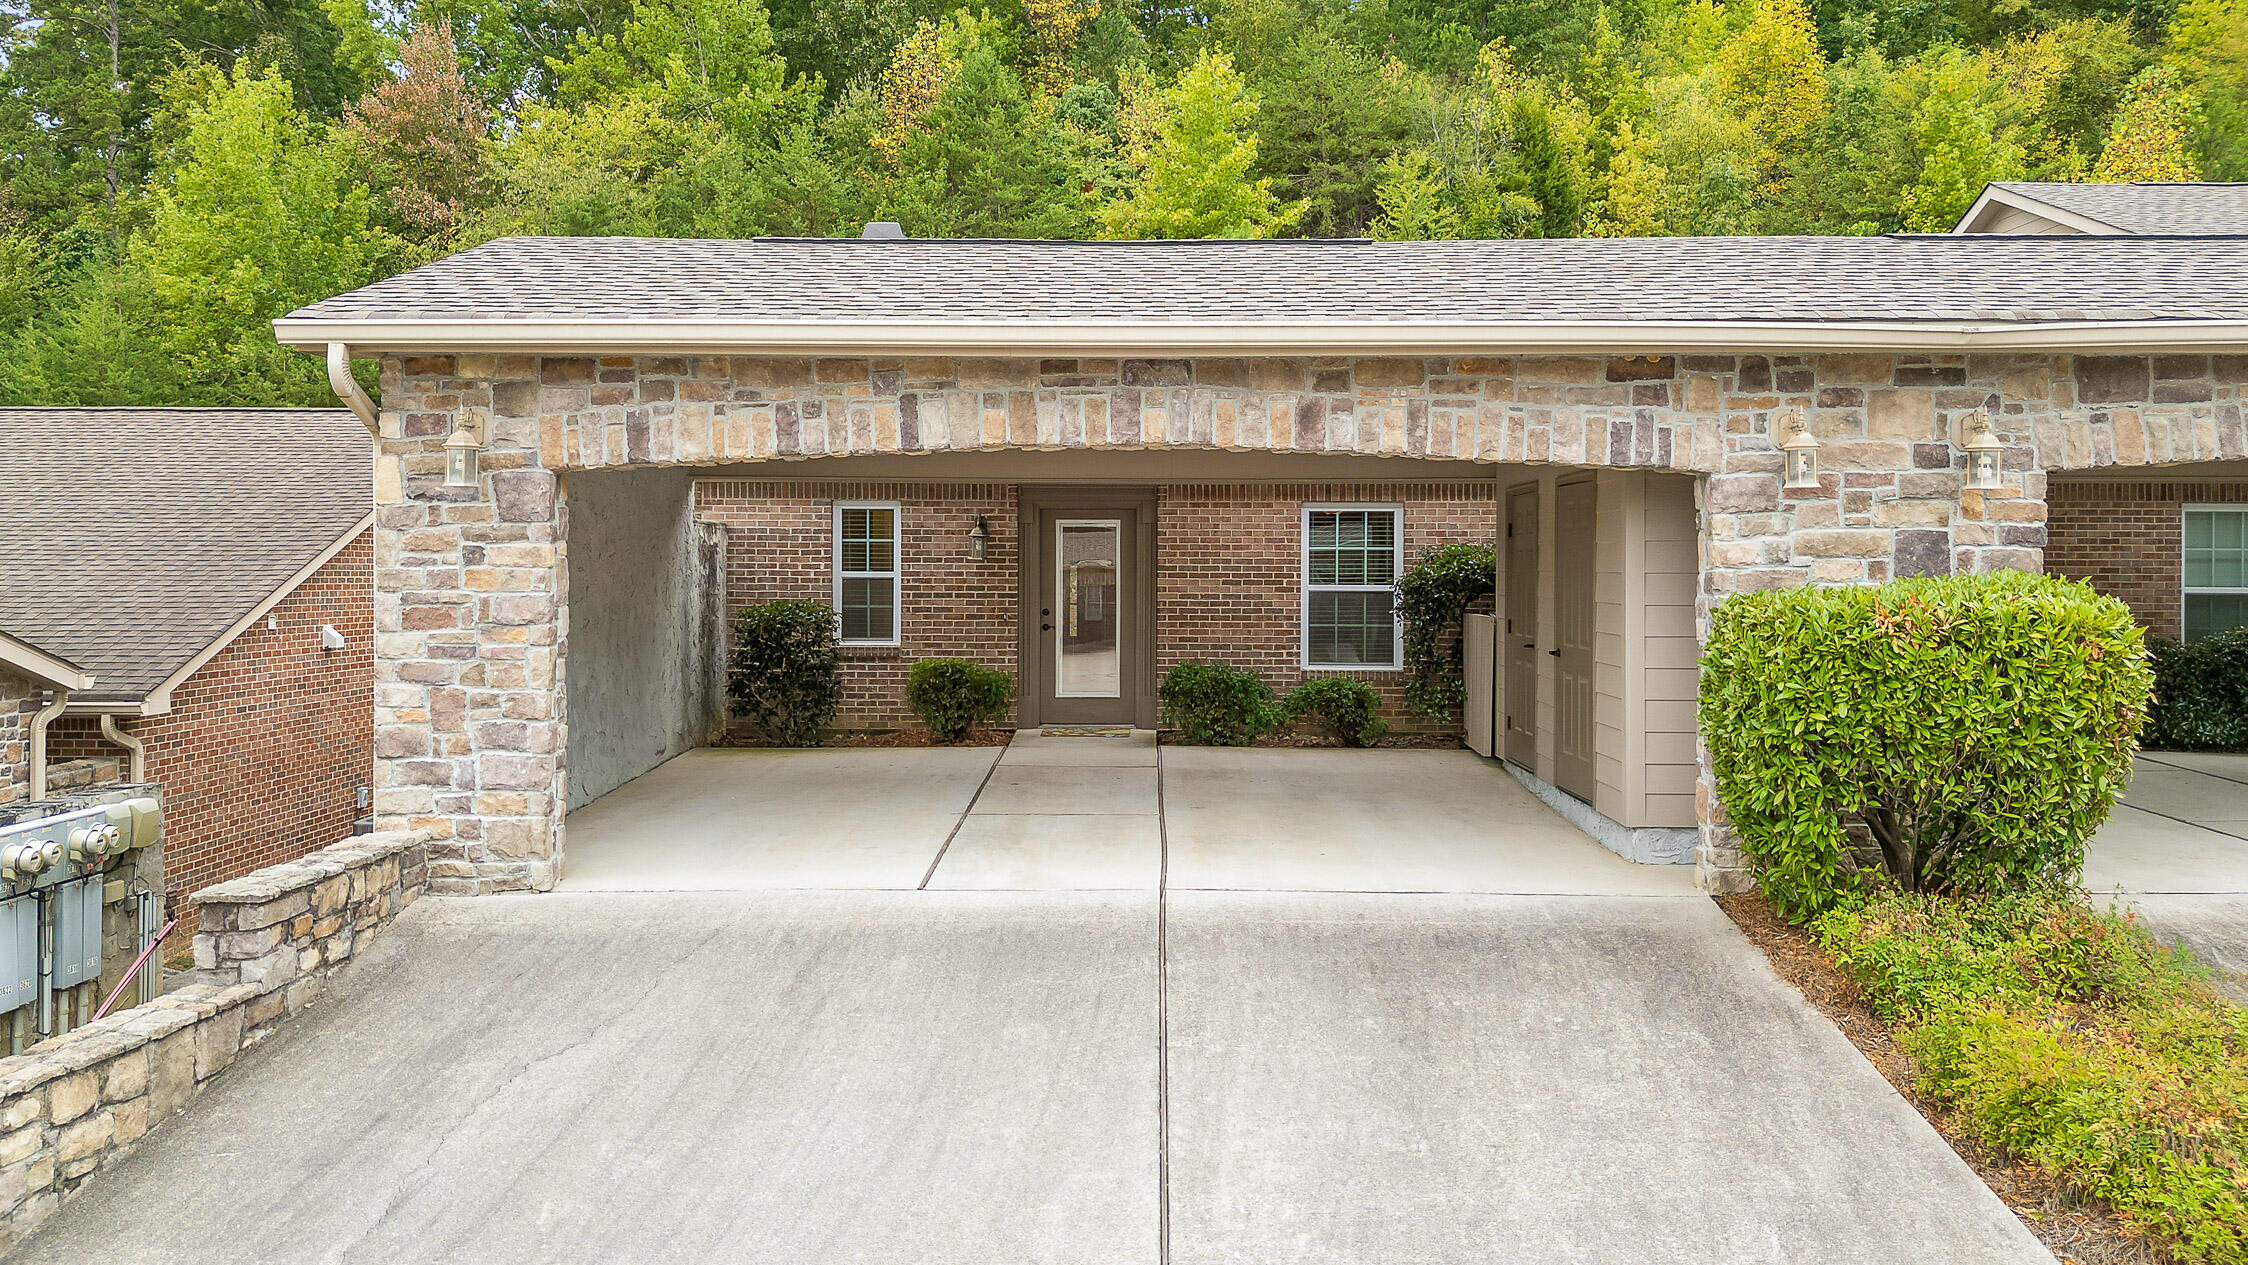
[{"xmin": 1056, "ymin": 520, "xmax": 1121, "ymax": 698}]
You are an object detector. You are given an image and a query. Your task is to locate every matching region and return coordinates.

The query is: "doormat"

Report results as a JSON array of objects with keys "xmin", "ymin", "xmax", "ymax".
[{"xmin": 1040, "ymin": 726, "xmax": 1134, "ymax": 738}]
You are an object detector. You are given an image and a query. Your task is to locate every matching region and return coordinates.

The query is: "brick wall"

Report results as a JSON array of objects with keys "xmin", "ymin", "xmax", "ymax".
[
  {"xmin": 45, "ymin": 529, "xmax": 375, "ymax": 919},
  {"xmin": 1156, "ymin": 483, "xmax": 1496, "ymax": 727},
  {"xmin": 697, "ymin": 482, "xmax": 1018, "ymax": 727},
  {"xmin": 696, "ymin": 480, "xmax": 1494, "ymax": 731},
  {"xmin": 2046, "ymin": 482, "xmax": 2248, "ymax": 639}
]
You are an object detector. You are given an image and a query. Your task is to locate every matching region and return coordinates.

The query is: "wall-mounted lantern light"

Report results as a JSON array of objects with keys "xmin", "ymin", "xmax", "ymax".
[
  {"xmin": 968, "ymin": 514, "xmax": 992, "ymax": 560},
  {"xmin": 1779, "ymin": 407, "xmax": 1821, "ymax": 490},
  {"xmin": 1960, "ymin": 408, "xmax": 2004, "ymax": 491},
  {"xmin": 443, "ymin": 419, "xmax": 482, "ymax": 487}
]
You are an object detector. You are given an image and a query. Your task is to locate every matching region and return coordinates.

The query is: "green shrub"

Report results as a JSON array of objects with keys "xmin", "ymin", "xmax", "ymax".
[
  {"xmin": 1700, "ymin": 571, "xmax": 2151, "ymax": 920},
  {"xmin": 906, "ymin": 658, "xmax": 1013, "ymax": 742},
  {"xmin": 1159, "ymin": 662, "xmax": 1280, "ymax": 745},
  {"xmin": 727, "ymin": 600, "xmax": 841, "ymax": 746},
  {"xmin": 1283, "ymin": 678, "xmax": 1389, "ymax": 747},
  {"xmin": 1396, "ymin": 542, "xmax": 1496, "ymax": 721},
  {"xmin": 2146, "ymin": 629, "xmax": 2248, "ymax": 750},
  {"xmin": 1814, "ymin": 892, "xmax": 2248, "ymax": 1262}
]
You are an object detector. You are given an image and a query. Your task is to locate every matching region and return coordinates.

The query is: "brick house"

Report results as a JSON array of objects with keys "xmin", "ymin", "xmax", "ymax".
[
  {"xmin": 269, "ymin": 228, "xmax": 2248, "ymax": 895},
  {"xmin": 0, "ymin": 408, "xmax": 375, "ymax": 919}
]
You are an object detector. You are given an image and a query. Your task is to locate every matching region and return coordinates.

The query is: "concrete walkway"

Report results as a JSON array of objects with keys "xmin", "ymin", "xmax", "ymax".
[
  {"xmin": 14, "ymin": 734, "xmax": 2050, "ymax": 1263},
  {"xmin": 2085, "ymin": 751, "xmax": 2248, "ymax": 999},
  {"xmin": 15, "ymin": 892, "xmax": 2048, "ymax": 1265}
]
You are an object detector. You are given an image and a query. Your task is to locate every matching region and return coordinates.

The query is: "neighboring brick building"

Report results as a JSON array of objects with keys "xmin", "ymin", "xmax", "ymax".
[{"xmin": 0, "ymin": 408, "xmax": 374, "ymax": 920}]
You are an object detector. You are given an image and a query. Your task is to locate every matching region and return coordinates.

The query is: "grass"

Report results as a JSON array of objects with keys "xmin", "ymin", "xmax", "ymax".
[{"xmin": 1809, "ymin": 891, "xmax": 2248, "ymax": 1264}]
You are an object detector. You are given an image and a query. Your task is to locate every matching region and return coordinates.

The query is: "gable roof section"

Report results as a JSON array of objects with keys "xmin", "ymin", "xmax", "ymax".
[
  {"xmin": 0, "ymin": 631, "xmax": 93, "ymax": 692},
  {"xmin": 275, "ymin": 233, "xmax": 2248, "ymax": 357},
  {"xmin": 1957, "ymin": 182, "xmax": 2248, "ymax": 235},
  {"xmin": 0, "ymin": 408, "xmax": 371, "ymax": 706}
]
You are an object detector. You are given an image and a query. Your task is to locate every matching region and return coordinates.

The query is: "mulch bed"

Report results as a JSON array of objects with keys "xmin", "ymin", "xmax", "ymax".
[
  {"xmin": 1715, "ymin": 893, "xmax": 2164, "ymax": 1265},
  {"xmin": 1156, "ymin": 731, "xmax": 1465, "ymax": 749},
  {"xmin": 719, "ymin": 728, "xmax": 1015, "ymax": 748}
]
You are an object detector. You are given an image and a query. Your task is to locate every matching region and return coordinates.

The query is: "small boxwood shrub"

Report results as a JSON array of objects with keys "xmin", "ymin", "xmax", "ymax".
[
  {"xmin": 2145, "ymin": 629, "xmax": 2248, "ymax": 750},
  {"xmin": 727, "ymin": 600, "xmax": 841, "ymax": 746},
  {"xmin": 1700, "ymin": 571, "xmax": 2151, "ymax": 920},
  {"xmin": 1159, "ymin": 662, "xmax": 1279, "ymax": 745},
  {"xmin": 1283, "ymin": 678, "xmax": 1388, "ymax": 747},
  {"xmin": 906, "ymin": 658, "xmax": 1013, "ymax": 742},
  {"xmin": 1814, "ymin": 892, "xmax": 2247, "ymax": 1262}
]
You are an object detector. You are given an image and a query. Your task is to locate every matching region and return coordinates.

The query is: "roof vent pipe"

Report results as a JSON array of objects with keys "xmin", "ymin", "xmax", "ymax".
[{"xmin": 861, "ymin": 222, "xmax": 906, "ymax": 240}]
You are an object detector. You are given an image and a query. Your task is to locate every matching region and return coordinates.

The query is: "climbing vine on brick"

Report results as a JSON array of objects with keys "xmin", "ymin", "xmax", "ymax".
[{"xmin": 1396, "ymin": 542, "xmax": 1496, "ymax": 721}]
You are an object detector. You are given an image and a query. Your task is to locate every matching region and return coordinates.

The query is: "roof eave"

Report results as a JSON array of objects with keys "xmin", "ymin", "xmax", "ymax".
[
  {"xmin": 277, "ymin": 317, "xmax": 2248, "ymax": 358},
  {"xmin": 0, "ymin": 633, "xmax": 94, "ymax": 692}
]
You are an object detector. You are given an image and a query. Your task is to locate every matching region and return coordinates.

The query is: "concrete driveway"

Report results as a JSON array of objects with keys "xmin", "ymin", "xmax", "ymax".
[
  {"xmin": 15, "ymin": 735, "xmax": 2051, "ymax": 1264},
  {"xmin": 2086, "ymin": 751, "xmax": 2248, "ymax": 998}
]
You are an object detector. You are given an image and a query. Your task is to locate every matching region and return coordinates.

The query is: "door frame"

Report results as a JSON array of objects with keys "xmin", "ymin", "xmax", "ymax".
[{"xmin": 1017, "ymin": 486, "xmax": 1158, "ymax": 729}]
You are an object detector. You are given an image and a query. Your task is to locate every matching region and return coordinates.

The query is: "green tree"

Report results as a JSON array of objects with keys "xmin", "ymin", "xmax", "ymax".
[
  {"xmin": 874, "ymin": 47, "xmax": 1097, "ymax": 237},
  {"xmin": 2091, "ymin": 65, "xmax": 2203, "ymax": 180},
  {"xmin": 131, "ymin": 65, "xmax": 394, "ymax": 401},
  {"xmin": 1712, "ymin": 0, "xmax": 1827, "ymax": 192},
  {"xmin": 1101, "ymin": 49, "xmax": 1304, "ymax": 239},
  {"xmin": 1370, "ymin": 149, "xmax": 1464, "ymax": 239},
  {"xmin": 344, "ymin": 20, "xmax": 492, "ymax": 249},
  {"xmin": 1245, "ymin": 27, "xmax": 1413, "ymax": 237},
  {"xmin": 1900, "ymin": 50, "xmax": 2025, "ymax": 232},
  {"xmin": 2164, "ymin": 0, "xmax": 2248, "ymax": 179}
]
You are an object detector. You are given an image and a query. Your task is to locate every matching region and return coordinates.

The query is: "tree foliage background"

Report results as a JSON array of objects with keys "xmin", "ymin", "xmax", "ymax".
[{"xmin": 0, "ymin": 0, "xmax": 2241, "ymax": 403}]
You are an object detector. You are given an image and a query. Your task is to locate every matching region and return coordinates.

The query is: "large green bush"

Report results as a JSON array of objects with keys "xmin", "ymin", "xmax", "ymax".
[
  {"xmin": 906, "ymin": 657, "xmax": 1013, "ymax": 742},
  {"xmin": 1283, "ymin": 678, "xmax": 1388, "ymax": 747},
  {"xmin": 1396, "ymin": 542, "xmax": 1496, "ymax": 721},
  {"xmin": 2146, "ymin": 629, "xmax": 2248, "ymax": 751},
  {"xmin": 1700, "ymin": 571, "xmax": 2151, "ymax": 919},
  {"xmin": 1159, "ymin": 662, "xmax": 1279, "ymax": 745},
  {"xmin": 727, "ymin": 600, "xmax": 842, "ymax": 746},
  {"xmin": 1814, "ymin": 892, "xmax": 2247, "ymax": 1262}
]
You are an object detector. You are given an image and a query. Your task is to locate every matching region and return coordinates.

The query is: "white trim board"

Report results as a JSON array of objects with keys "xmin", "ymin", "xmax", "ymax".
[{"xmin": 278, "ymin": 317, "xmax": 2248, "ymax": 358}]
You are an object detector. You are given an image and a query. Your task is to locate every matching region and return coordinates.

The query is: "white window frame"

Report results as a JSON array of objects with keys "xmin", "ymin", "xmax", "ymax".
[
  {"xmin": 833, "ymin": 500, "xmax": 902, "ymax": 647},
  {"xmin": 2183, "ymin": 502, "xmax": 2248, "ymax": 642},
  {"xmin": 1301, "ymin": 503, "xmax": 1404, "ymax": 671}
]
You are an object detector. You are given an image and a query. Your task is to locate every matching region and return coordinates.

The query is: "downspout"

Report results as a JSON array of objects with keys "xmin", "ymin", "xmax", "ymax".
[
  {"xmin": 27, "ymin": 689, "xmax": 67, "ymax": 801},
  {"xmin": 328, "ymin": 343, "xmax": 378, "ymax": 436},
  {"xmin": 99, "ymin": 712, "xmax": 145, "ymax": 783}
]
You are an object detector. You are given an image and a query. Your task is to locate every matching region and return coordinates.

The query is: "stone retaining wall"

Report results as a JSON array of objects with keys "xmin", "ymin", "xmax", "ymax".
[{"xmin": 0, "ymin": 829, "xmax": 427, "ymax": 1248}]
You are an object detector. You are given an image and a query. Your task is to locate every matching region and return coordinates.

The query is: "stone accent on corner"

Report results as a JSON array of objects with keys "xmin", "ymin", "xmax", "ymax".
[
  {"xmin": 370, "ymin": 350, "xmax": 2248, "ymax": 895},
  {"xmin": 0, "ymin": 830, "xmax": 427, "ymax": 1247}
]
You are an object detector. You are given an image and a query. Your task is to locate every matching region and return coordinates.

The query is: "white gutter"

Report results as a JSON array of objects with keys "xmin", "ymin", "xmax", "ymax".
[
  {"xmin": 99, "ymin": 713, "xmax": 145, "ymax": 783},
  {"xmin": 328, "ymin": 343, "xmax": 379, "ymax": 435},
  {"xmin": 275, "ymin": 317, "xmax": 2248, "ymax": 357},
  {"xmin": 27, "ymin": 689, "xmax": 67, "ymax": 802}
]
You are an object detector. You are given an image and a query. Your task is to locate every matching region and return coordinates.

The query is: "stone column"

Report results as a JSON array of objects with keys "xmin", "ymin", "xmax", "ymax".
[{"xmin": 371, "ymin": 354, "xmax": 565, "ymax": 895}]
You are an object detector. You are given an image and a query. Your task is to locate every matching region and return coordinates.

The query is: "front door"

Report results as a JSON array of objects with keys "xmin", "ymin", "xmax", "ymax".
[
  {"xmin": 1030, "ymin": 501, "xmax": 1146, "ymax": 726},
  {"xmin": 1504, "ymin": 485, "xmax": 1539, "ymax": 767}
]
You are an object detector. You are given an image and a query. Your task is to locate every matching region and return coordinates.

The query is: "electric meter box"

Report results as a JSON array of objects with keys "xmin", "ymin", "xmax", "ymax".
[
  {"xmin": 52, "ymin": 877, "xmax": 104, "ymax": 990},
  {"xmin": 0, "ymin": 897, "xmax": 33, "ymax": 1013}
]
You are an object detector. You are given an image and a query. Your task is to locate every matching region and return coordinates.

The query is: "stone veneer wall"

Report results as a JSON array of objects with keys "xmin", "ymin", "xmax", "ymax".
[
  {"xmin": 372, "ymin": 351, "xmax": 2248, "ymax": 893},
  {"xmin": 0, "ymin": 830, "xmax": 426, "ymax": 1246}
]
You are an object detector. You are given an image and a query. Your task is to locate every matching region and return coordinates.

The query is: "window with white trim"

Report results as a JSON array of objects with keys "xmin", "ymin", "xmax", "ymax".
[
  {"xmin": 1303, "ymin": 505, "xmax": 1402, "ymax": 669},
  {"xmin": 835, "ymin": 502, "xmax": 900, "ymax": 645},
  {"xmin": 2184, "ymin": 506, "xmax": 2248, "ymax": 641}
]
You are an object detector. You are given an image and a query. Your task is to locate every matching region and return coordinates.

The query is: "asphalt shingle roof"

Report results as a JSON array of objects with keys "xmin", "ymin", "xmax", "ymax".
[
  {"xmin": 284, "ymin": 233, "xmax": 2248, "ymax": 327},
  {"xmin": 0, "ymin": 408, "xmax": 370, "ymax": 702},
  {"xmin": 1986, "ymin": 182, "xmax": 2248, "ymax": 235}
]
